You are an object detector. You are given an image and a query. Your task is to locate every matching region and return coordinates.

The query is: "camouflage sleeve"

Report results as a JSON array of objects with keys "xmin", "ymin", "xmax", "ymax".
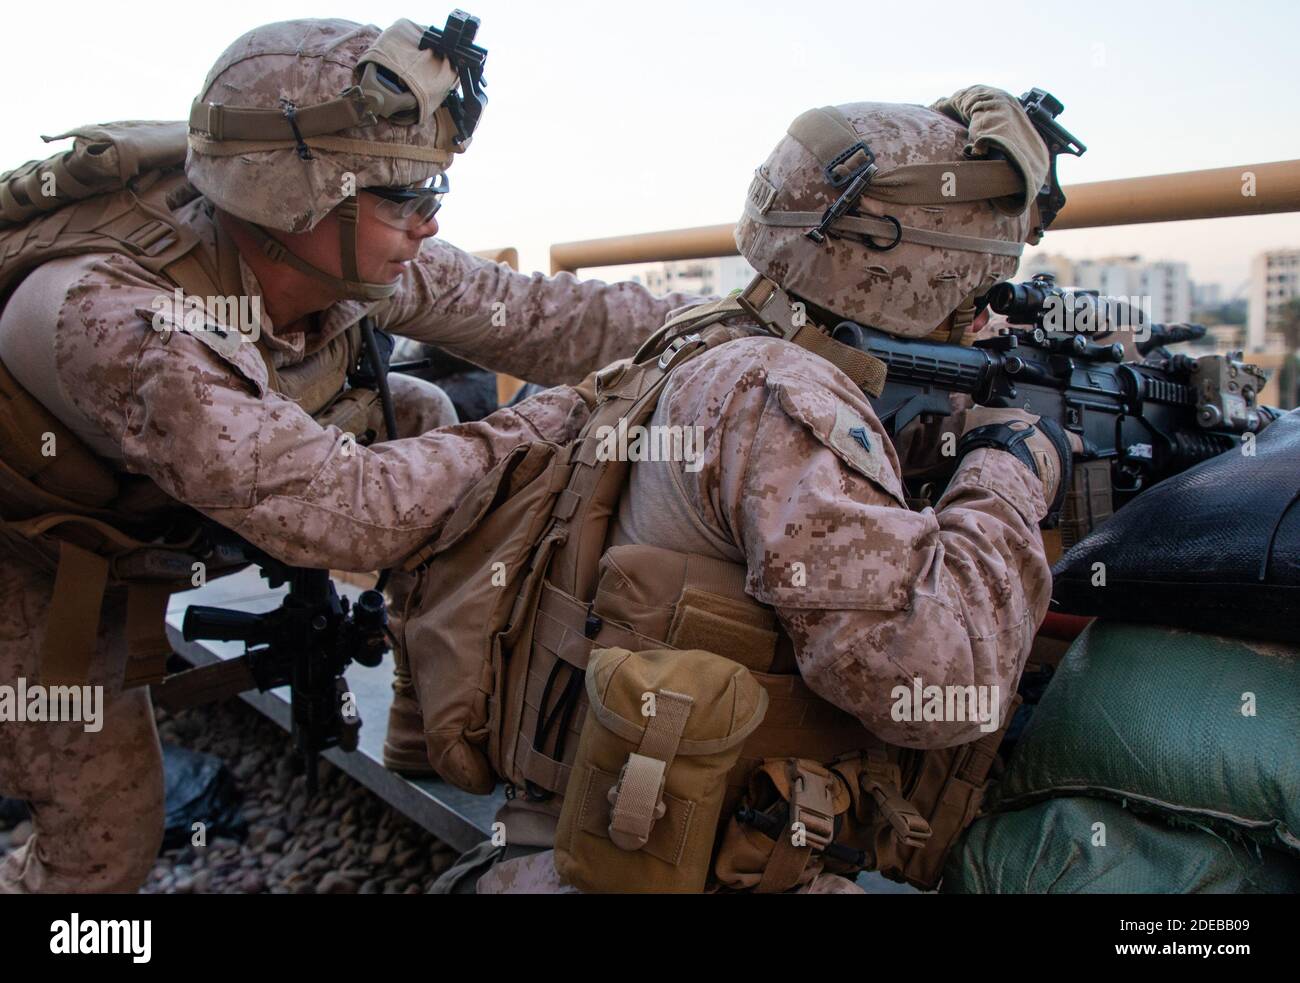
[
  {"xmin": 376, "ymin": 238, "xmax": 704, "ymax": 385},
  {"xmin": 671, "ymin": 339, "xmax": 1051, "ymax": 748},
  {"xmin": 55, "ymin": 256, "xmax": 586, "ymax": 571}
]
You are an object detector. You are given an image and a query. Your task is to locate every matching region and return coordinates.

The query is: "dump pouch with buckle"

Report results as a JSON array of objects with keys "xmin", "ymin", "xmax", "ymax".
[{"xmin": 714, "ymin": 757, "xmax": 854, "ymax": 893}]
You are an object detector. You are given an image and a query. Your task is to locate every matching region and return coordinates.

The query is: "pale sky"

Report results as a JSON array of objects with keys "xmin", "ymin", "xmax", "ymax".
[{"xmin": 4, "ymin": 0, "xmax": 1297, "ymax": 292}]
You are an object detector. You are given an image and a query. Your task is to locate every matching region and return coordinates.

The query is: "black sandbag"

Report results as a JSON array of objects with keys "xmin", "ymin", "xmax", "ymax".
[
  {"xmin": 1052, "ymin": 407, "xmax": 1300, "ymax": 641},
  {"xmin": 161, "ymin": 744, "xmax": 247, "ymax": 851}
]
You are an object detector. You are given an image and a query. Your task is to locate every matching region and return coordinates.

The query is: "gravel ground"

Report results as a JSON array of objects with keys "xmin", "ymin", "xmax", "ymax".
[{"xmin": 0, "ymin": 698, "xmax": 460, "ymax": 894}]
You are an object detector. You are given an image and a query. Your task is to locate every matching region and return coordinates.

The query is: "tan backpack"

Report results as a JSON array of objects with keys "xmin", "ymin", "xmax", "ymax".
[{"xmin": 401, "ymin": 286, "xmax": 1017, "ymax": 891}]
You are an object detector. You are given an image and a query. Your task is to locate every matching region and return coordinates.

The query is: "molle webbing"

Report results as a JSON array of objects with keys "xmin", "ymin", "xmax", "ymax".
[{"xmin": 505, "ymin": 307, "xmax": 745, "ymax": 798}]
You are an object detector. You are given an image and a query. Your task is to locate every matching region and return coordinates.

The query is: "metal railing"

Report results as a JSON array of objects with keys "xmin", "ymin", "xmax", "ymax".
[{"xmin": 549, "ymin": 160, "xmax": 1300, "ymax": 274}]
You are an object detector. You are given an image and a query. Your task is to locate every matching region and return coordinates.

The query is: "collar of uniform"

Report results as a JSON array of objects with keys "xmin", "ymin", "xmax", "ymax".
[{"xmin": 238, "ymin": 252, "xmax": 379, "ymax": 365}]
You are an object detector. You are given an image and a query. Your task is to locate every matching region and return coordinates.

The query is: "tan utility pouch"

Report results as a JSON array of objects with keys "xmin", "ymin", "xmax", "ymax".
[
  {"xmin": 714, "ymin": 758, "xmax": 854, "ymax": 893},
  {"xmin": 554, "ymin": 647, "xmax": 768, "ymax": 893}
]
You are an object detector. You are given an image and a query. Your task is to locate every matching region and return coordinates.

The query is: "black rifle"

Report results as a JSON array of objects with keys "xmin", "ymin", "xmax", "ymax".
[
  {"xmin": 833, "ymin": 273, "xmax": 1281, "ymax": 545},
  {"xmin": 159, "ymin": 540, "xmax": 389, "ymax": 794}
]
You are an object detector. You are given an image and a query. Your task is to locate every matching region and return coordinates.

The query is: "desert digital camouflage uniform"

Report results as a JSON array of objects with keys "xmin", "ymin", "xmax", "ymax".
[
  {"xmin": 0, "ymin": 14, "xmax": 696, "ymax": 892},
  {"xmin": 609, "ymin": 328, "xmax": 1052, "ymax": 749}
]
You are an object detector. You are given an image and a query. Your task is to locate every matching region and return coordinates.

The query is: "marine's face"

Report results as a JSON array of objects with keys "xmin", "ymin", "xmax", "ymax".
[
  {"xmin": 357, "ymin": 189, "xmax": 442, "ymax": 282},
  {"xmin": 281, "ymin": 190, "xmax": 442, "ymax": 286}
]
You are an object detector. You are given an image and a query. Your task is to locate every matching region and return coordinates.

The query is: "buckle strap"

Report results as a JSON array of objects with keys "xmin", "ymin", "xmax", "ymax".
[
  {"xmin": 189, "ymin": 89, "xmax": 376, "ymax": 144},
  {"xmin": 657, "ymin": 332, "xmax": 705, "ymax": 371},
  {"xmin": 753, "ymin": 760, "xmax": 838, "ymax": 894},
  {"xmin": 787, "ymin": 759, "xmax": 837, "ymax": 851},
  {"xmin": 861, "ymin": 752, "xmax": 932, "ymax": 849},
  {"xmin": 606, "ymin": 689, "xmax": 693, "ymax": 851},
  {"xmin": 606, "ymin": 753, "xmax": 668, "ymax": 850}
]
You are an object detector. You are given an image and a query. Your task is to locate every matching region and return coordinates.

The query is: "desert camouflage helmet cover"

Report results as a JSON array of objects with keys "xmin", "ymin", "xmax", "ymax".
[
  {"xmin": 186, "ymin": 15, "xmax": 485, "ymax": 299},
  {"xmin": 736, "ymin": 87, "xmax": 1052, "ymax": 339}
]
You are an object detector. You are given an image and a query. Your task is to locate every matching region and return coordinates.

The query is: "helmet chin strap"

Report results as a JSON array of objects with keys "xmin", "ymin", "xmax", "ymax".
[{"xmin": 228, "ymin": 197, "xmax": 399, "ymax": 302}]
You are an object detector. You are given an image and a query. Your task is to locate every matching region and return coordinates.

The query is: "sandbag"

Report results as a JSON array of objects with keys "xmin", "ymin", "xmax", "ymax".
[
  {"xmin": 943, "ymin": 796, "xmax": 1300, "ymax": 894},
  {"xmin": 1051, "ymin": 408, "xmax": 1300, "ymax": 642},
  {"xmin": 161, "ymin": 744, "xmax": 247, "ymax": 850},
  {"xmin": 992, "ymin": 621, "xmax": 1300, "ymax": 856}
]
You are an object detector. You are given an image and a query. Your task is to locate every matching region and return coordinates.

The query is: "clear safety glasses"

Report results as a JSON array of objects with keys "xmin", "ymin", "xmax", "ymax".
[{"xmin": 366, "ymin": 172, "xmax": 449, "ymax": 230}]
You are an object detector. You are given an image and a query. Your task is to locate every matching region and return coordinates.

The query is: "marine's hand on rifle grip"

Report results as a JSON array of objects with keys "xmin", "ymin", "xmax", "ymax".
[{"xmin": 955, "ymin": 407, "xmax": 1078, "ymax": 519}]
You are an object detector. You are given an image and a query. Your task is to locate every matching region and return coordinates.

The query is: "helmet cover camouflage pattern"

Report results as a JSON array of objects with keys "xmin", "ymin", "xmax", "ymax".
[
  {"xmin": 187, "ymin": 18, "xmax": 464, "ymax": 234},
  {"xmin": 736, "ymin": 101, "xmax": 1034, "ymax": 339}
]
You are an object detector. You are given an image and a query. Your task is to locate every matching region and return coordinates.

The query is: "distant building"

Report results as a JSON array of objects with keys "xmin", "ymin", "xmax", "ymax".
[
  {"xmin": 641, "ymin": 256, "xmax": 756, "ymax": 298},
  {"xmin": 1139, "ymin": 262, "xmax": 1193, "ymax": 324},
  {"xmin": 1193, "ymin": 282, "xmax": 1222, "ymax": 309},
  {"xmin": 1068, "ymin": 256, "xmax": 1192, "ymax": 324},
  {"xmin": 1019, "ymin": 253, "xmax": 1193, "ymax": 324},
  {"xmin": 1018, "ymin": 252, "xmax": 1075, "ymax": 285},
  {"xmin": 1247, "ymin": 249, "xmax": 1300, "ymax": 352}
]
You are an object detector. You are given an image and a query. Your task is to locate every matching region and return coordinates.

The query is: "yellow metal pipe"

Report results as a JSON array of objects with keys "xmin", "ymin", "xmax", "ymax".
[
  {"xmin": 550, "ymin": 224, "xmax": 735, "ymax": 274},
  {"xmin": 549, "ymin": 160, "xmax": 1300, "ymax": 273},
  {"xmin": 1051, "ymin": 160, "xmax": 1300, "ymax": 230}
]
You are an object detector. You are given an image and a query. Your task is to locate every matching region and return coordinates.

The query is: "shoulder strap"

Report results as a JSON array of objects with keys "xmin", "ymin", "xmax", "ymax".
[
  {"xmin": 736, "ymin": 275, "xmax": 887, "ymax": 396},
  {"xmin": 632, "ymin": 295, "xmax": 746, "ymax": 364},
  {"xmin": 547, "ymin": 316, "xmax": 738, "ymax": 602}
]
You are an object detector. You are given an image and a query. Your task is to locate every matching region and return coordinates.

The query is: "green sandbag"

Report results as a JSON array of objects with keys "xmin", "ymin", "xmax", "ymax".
[
  {"xmin": 993, "ymin": 622, "xmax": 1300, "ymax": 855},
  {"xmin": 943, "ymin": 797, "xmax": 1300, "ymax": 894}
]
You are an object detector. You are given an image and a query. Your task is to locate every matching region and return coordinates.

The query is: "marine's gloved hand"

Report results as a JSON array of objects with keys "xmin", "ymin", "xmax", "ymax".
[{"xmin": 955, "ymin": 407, "xmax": 1081, "ymax": 517}]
